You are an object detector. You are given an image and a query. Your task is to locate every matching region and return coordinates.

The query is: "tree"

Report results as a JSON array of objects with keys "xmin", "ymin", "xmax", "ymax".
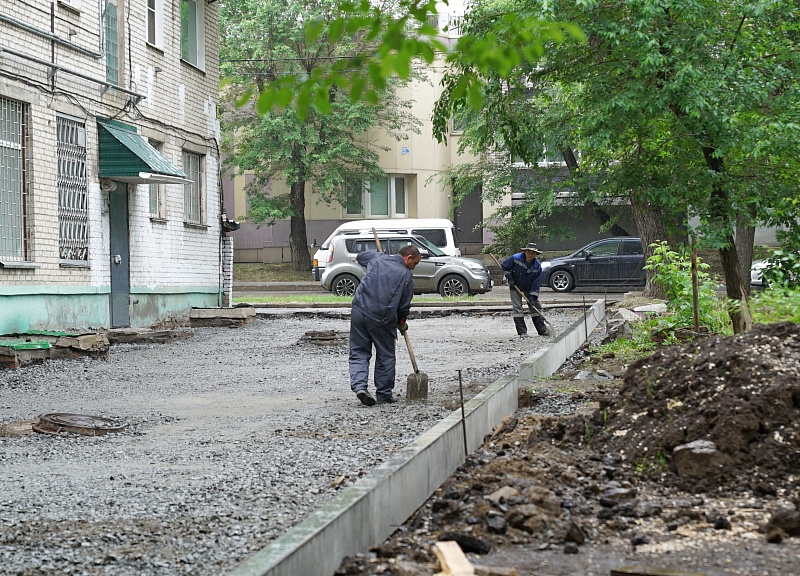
[
  {"xmin": 432, "ymin": 0, "xmax": 800, "ymax": 331},
  {"xmin": 220, "ymin": 0, "xmax": 420, "ymax": 270}
]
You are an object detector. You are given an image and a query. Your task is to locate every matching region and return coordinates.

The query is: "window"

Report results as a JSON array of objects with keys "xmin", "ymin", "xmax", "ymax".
[
  {"xmin": 57, "ymin": 115, "xmax": 88, "ymax": 262},
  {"xmin": 148, "ymin": 139, "xmax": 165, "ymax": 219},
  {"xmin": 147, "ymin": 0, "xmax": 164, "ymax": 48},
  {"xmin": 344, "ymin": 179, "xmax": 363, "ymax": 216},
  {"xmin": 181, "ymin": 0, "xmax": 205, "ymax": 69},
  {"xmin": 104, "ymin": 1, "xmax": 119, "ymax": 84},
  {"xmin": 622, "ymin": 240, "xmax": 644, "ymax": 255},
  {"xmin": 0, "ymin": 97, "xmax": 29, "ymax": 262},
  {"xmin": 585, "ymin": 241, "xmax": 620, "ymax": 257},
  {"xmin": 182, "ymin": 151, "xmax": 203, "ymax": 224},
  {"xmin": 343, "ymin": 176, "xmax": 407, "ymax": 218}
]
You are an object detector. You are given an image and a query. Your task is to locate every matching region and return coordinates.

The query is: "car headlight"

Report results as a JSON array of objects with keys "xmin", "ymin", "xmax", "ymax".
[
  {"xmin": 541, "ymin": 261, "xmax": 552, "ymax": 270},
  {"xmin": 464, "ymin": 261, "xmax": 485, "ymax": 271}
]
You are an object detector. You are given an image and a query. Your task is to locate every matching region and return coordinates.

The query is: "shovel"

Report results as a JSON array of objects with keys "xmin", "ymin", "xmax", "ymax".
[
  {"xmin": 372, "ymin": 228, "xmax": 429, "ymax": 400},
  {"xmin": 403, "ymin": 329, "xmax": 429, "ymax": 400},
  {"xmin": 514, "ymin": 285, "xmax": 557, "ymax": 337}
]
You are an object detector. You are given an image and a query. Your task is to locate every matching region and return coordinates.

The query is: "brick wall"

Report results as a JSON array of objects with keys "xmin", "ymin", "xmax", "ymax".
[{"xmin": 0, "ymin": 0, "xmax": 222, "ymax": 329}]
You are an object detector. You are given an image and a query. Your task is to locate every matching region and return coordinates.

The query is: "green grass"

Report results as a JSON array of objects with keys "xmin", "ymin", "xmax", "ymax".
[{"xmin": 234, "ymin": 263, "xmax": 311, "ymax": 282}]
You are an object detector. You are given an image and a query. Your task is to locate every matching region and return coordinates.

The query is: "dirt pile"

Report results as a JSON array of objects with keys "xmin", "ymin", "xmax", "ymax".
[
  {"xmin": 335, "ymin": 322, "xmax": 800, "ymax": 575},
  {"xmin": 556, "ymin": 321, "xmax": 800, "ymax": 493}
]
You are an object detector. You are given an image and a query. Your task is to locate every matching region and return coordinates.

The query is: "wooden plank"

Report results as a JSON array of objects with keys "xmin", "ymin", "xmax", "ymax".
[
  {"xmin": 611, "ymin": 566, "xmax": 705, "ymax": 576},
  {"xmin": 434, "ymin": 541, "xmax": 475, "ymax": 576}
]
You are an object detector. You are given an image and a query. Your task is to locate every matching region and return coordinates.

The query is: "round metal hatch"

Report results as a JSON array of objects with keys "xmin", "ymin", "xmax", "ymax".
[{"xmin": 32, "ymin": 413, "xmax": 125, "ymax": 436}]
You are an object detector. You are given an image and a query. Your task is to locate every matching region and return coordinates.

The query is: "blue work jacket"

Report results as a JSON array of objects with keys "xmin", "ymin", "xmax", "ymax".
[
  {"xmin": 501, "ymin": 252, "xmax": 543, "ymax": 295},
  {"xmin": 352, "ymin": 251, "xmax": 414, "ymax": 326}
]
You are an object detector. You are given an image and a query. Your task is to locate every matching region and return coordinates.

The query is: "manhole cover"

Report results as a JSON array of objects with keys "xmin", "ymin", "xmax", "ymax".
[
  {"xmin": 301, "ymin": 330, "xmax": 348, "ymax": 346},
  {"xmin": 32, "ymin": 413, "xmax": 125, "ymax": 436}
]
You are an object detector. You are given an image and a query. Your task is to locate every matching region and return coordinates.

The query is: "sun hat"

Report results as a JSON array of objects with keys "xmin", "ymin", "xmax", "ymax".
[{"xmin": 521, "ymin": 243, "xmax": 541, "ymax": 253}]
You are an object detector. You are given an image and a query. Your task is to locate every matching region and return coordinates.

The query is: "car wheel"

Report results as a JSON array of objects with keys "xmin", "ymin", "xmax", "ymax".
[
  {"xmin": 332, "ymin": 274, "xmax": 359, "ymax": 296},
  {"xmin": 549, "ymin": 270, "xmax": 575, "ymax": 292},
  {"xmin": 439, "ymin": 275, "xmax": 468, "ymax": 297}
]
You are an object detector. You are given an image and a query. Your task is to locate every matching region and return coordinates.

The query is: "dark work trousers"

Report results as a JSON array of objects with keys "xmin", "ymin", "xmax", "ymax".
[
  {"xmin": 510, "ymin": 289, "xmax": 548, "ymax": 336},
  {"xmin": 349, "ymin": 306, "xmax": 398, "ymax": 400}
]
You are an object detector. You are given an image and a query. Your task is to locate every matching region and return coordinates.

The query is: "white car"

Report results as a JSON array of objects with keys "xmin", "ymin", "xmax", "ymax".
[{"xmin": 750, "ymin": 259, "xmax": 768, "ymax": 287}]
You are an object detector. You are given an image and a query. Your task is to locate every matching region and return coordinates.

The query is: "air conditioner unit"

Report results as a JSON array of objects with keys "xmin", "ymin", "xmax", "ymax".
[{"xmin": 58, "ymin": 0, "xmax": 81, "ymax": 12}]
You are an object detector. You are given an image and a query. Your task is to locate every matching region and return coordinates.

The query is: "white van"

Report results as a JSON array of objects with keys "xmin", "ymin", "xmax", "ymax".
[{"xmin": 311, "ymin": 218, "xmax": 460, "ymax": 281}]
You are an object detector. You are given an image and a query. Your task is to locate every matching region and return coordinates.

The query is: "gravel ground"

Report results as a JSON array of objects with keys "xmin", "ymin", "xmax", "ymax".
[{"xmin": 0, "ymin": 309, "xmax": 582, "ymax": 575}]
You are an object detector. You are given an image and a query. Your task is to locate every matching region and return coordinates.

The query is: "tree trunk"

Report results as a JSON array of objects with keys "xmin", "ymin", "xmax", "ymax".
[
  {"xmin": 702, "ymin": 146, "xmax": 752, "ymax": 333},
  {"xmin": 735, "ymin": 206, "xmax": 756, "ymax": 296},
  {"xmin": 630, "ymin": 191, "xmax": 671, "ymax": 299},
  {"xmin": 288, "ymin": 147, "xmax": 312, "ymax": 271}
]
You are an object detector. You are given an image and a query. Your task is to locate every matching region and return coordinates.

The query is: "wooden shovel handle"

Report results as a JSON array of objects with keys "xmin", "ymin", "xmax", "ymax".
[
  {"xmin": 403, "ymin": 330, "xmax": 420, "ymax": 374},
  {"xmin": 372, "ymin": 227, "xmax": 383, "ymax": 253}
]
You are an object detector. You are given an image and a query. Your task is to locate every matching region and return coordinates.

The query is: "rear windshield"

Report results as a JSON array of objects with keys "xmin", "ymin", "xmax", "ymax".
[{"xmin": 412, "ymin": 228, "xmax": 447, "ymax": 248}]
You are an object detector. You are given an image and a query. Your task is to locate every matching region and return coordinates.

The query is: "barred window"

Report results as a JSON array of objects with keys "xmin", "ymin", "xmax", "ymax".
[
  {"xmin": 57, "ymin": 115, "xmax": 89, "ymax": 262},
  {"xmin": 0, "ymin": 97, "xmax": 29, "ymax": 262},
  {"xmin": 182, "ymin": 151, "xmax": 203, "ymax": 224},
  {"xmin": 104, "ymin": 1, "xmax": 119, "ymax": 84}
]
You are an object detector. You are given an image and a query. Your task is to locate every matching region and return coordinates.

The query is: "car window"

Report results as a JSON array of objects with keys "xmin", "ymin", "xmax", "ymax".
[
  {"xmin": 587, "ymin": 241, "xmax": 620, "ymax": 257},
  {"xmin": 412, "ymin": 236, "xmax": 446, "ymax": 256},
  {"xmin": 621, "ymin": 240, "xmax": 643, "ymax": 255},
  {"xmin": 344, "ymin": 239, "xmax": 379, "ymax": 254},
  {"xmin": 412, "ymin": 228, "xmax": 446, "ymax": 248}
]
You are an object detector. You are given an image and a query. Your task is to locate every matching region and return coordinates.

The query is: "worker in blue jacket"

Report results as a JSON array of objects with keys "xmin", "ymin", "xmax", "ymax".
[
  {"xmin": 350, "ymin": 245, "xmax": 421, "ymax": 406},
  {"xmin": 501, "ymin": 243, "xmax": 548, "ymax": 336}
]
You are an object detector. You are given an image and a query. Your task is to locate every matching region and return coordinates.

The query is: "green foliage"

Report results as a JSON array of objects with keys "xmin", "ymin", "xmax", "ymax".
[
  {"xmin": 751, "ymin": 288, "xmax": 800, "ymax": 325},
  {"xmin": 761, "ymin": 249, "xmax": 800, "ymax": 290},
  {"xmin": 219, "ymin": 0, "xmax": 421, "ymax": 266},
  {"xmin": 644, "ymin": 242, "xmax": 731, "ymax": 334},
  {"xmin": 247, "ymin": 0, "xmax": 582, "ymax": 120},
  {"xmin": 597, "ymin": 319, "xmax": 658, "ymax": 361}
]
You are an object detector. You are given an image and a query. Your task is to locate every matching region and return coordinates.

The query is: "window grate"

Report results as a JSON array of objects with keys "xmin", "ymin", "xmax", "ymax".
[
  {"xmin": 0, "ymin": 97, "xmax": 27, "ymax": 261},
  {"xmin": 57, "ymin": 116, "xmax": 88, "ymax": 261}
]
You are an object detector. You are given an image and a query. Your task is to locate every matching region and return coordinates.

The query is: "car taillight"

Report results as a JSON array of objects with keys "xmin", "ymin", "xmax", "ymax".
[{"xmin": 327, "ymin": 248, "xmax": 334, "ymax": 263}]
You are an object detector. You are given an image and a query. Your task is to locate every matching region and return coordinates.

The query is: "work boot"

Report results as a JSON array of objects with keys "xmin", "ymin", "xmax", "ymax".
[
  {"xmin": 377, "ymin": 395, "xmax": 400, "ymax": 404},
  {"xmin": 513, "ymin": 317, "xmax": 527, "ymax": 336},
  {"xmin": 357, "ymin": 390, "xmax": 376, "ymax": 406},
  {"xmin": 532, "ymin": 316, "xmax": 549, "ymax": 336}
]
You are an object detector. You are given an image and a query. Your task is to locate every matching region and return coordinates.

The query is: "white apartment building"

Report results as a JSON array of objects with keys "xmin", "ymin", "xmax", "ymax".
[{"xmin": 0, "ymin": 0, "xmax": 228, "ymax": 334}]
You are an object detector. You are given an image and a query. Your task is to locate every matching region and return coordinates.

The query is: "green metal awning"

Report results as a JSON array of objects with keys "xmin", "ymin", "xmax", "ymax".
[{"xmin": 97, "ymin": 118, "xmax": 190, "ymax": 184}]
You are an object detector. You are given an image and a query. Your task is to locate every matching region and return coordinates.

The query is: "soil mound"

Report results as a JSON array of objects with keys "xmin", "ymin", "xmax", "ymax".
[{"xmin": 562, "ymin": 321, "xmax": 800, "ymax": 492}]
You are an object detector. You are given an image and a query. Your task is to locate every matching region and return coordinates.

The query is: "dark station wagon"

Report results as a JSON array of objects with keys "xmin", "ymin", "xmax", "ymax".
[{"xmin": 540, "ymin": 237, "xmax": 646, "ymax": 292}]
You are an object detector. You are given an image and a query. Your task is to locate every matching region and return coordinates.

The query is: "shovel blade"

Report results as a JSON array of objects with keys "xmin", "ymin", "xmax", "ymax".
[{"xmin": 406, "ymin": 371, "xmax": 429, "ymax": 400}]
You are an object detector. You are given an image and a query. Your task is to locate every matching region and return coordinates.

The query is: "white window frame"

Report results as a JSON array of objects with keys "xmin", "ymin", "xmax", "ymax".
[
  {"xmin": 147, "ymin": 0, "xmax": 164, "ymax": 49},
  {"xmin": 0, "ymin": 97, "xmax": 29, "ymax": 263},
  {"xmin": 104, "ymin": 0, "xmax": 120, "ymax": 85},
  {"xmin": 182, "ymin": 150, "xmax": 204, "ymax": 225},
  {"xmin": 180, "ymin": 0, "xmax": 205, "ymax": 71},
  {"xmin": 343, "ymin": 175, "xmax": 408, "ymax": 219}
]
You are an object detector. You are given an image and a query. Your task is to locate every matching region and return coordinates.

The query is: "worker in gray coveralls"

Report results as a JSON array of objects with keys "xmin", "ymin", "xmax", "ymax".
[{"xmin": 349, "ymin": 245, "xmax": 422, "ymax": 406}]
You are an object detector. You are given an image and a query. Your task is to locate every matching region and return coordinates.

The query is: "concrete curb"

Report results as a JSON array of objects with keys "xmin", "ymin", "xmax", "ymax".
[
  {"xmin": 230, "ymin": 375, "xmax": 518, "ymax": 576},
  {"xmin": 231, "ymin": 299, "xmax": 608, "ymax": 576},
  {"xmin": 518, "ymin": 298, "xmax": 606, "ymax": 382}
]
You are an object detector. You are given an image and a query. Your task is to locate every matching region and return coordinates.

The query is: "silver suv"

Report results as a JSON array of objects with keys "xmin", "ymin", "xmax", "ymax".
[{"xmin": 320, "ymin": 232, "xmax": 493, "ymax": 297}]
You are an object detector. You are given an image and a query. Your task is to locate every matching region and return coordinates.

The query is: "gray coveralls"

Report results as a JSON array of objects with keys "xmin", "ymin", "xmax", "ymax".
[{"xmin": 349, "ymin": 251, "xmax": 414, "ymax": 401}]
